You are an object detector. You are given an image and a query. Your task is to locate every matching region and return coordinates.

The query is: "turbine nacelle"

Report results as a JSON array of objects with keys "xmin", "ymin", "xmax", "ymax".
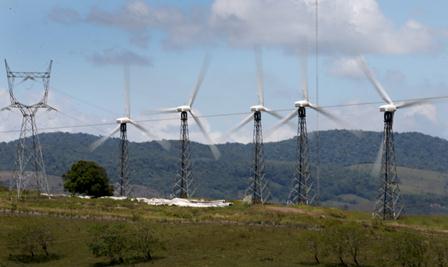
[
  {"xmin": 176, "ymin": 105, "xmax": 192, "ymax": 112},
  {"xmin": 294, "ymin": 100, "xmax": 311, "ymax": 108},
  {"xmin": 379, "ymin": 104, "xmax": 397, "ymax": 113},
  {"xmin": 250, "ymin": 105, "xmax": 268, "ymax": 112},
  {"xmin": 116, "ymin": 117, "xmax": 132, "ymax": 124}
]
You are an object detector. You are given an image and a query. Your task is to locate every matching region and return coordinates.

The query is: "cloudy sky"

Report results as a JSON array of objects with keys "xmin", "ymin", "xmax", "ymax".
[{"xmin": 1, "ymin": 0, "xmax": 448, "ymax": 144}]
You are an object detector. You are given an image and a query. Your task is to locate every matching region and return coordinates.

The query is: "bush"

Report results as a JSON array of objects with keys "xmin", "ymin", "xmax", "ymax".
[
  {"xmin": 7, "ymin": 223, "xmax": 54, "ymax": 259},
  {"xmin": 323, "ymin": 222, "xmax": 368, "ymax": 266},
  {"xmin": 88, "ymin": 222, "xmax": 162, "ymax": 264},
  {"xmin": 63, "ymin": 160, "xmax": 113, "ymax": 197},
  {"xmin": 379, "ymin": 231, "xmax": 428, "ymax": 267}
]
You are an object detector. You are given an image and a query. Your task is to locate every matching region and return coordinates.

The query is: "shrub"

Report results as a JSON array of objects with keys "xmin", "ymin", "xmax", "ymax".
[
  {"xmin": 88, "ymin": 222, "xmax": 162, "ymax": 263},
  {"xmin": 7, "ymin": 223, "xmax": 54, "ymax": 259}
]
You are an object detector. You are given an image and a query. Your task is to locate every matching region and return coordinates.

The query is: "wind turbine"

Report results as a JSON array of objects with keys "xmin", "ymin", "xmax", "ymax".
[
  {"xmin": 90, "ymin": 66, "xmax": 169, "ymax": 197},
  {"xmin": 225, "ymin": 48, "xmax": 283, "ymax": 204},
  {"xmin": 268, "ymin": 56, "xmax": 341, "ymax": 205},
  {"xmin": 357, "ymin": 56, "xmax": 425, "ymax": 220},
  {"xmin": 157, "ymin": 55, "xmax": 220, "ymax": 199}
]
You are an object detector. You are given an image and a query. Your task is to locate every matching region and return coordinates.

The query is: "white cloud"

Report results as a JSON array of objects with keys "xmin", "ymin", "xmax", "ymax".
[
  {"xmin": 88, "ymin": 48, "xmax": 151, "ymax": 66},
  {"xmin": 328, "ymin": 57, "xmax": 364, "ymax": 79},
  {"xmin": 51, "ymin": 0, "xmax": 439, "ymax": 55}
]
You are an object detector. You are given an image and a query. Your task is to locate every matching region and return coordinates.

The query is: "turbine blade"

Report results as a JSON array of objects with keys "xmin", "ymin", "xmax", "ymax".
[
  {"xmin": 309, "ymin": 104, "xmax": 343, "ymax": 124},
  {"xmin": 397, "ymin": 100, "xmax": 427, "ymax": 109},
  {"xmin": 124, "ymin": 65, "xmax": 131, "ymax": 118},
  {"xmin": 130, "ymin": 121, "xmax": 171, "ymax": 151},
  {"xmin": 223, "ymin": 113, "xmax": 255, "ymax": 141},
  {"xmin": 189, "ymin": 110, "xmax": 221, "ymax": 160},
  {"xmin": 357, "ymin": 57, "xmax": 394, "ymax": 105},
  {"xmin": 300, "ymin": 55, "xmax": 309, "ymax": 101},
  {"xmin": 156, "ymin": 107, "xmax": 179, "ymax": 114},
  {"xmin": 266, "ymin": 109, "xmax": 297, "ymax": 138},
  {"xmin": 265, "ymin": 109, "xmax": 284, "ymax": 120},
  {"xmin": 371, "ymin": 140, "xmax": 384, "ymax": 178},
  {"xmin": 255, "ymin": 47, "xmax": 265, "ymax": 106},
  {"xmin": 89, "ymin": 125, "xmax": 120, "ymax": 152},
  {"xmin": 187, "ymin": 54, "xmax": 210, "ymax": 107}
]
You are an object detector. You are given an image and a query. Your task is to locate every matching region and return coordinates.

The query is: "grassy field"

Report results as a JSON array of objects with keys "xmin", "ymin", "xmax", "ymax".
[{"xmin": 0, "ymin": 189, "xmax": 448, "ymax": 266}]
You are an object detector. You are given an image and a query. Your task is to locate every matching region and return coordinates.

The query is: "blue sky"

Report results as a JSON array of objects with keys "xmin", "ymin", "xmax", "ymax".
[{"xmin": 1, "ymin": 0, "xmax": 448, "ymax": 143}]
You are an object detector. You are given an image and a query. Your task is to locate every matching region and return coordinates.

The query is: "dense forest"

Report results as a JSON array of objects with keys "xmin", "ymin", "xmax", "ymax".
[{"xmin": 0, "ymin": 130, "xmax": 447, "ymax": 214}]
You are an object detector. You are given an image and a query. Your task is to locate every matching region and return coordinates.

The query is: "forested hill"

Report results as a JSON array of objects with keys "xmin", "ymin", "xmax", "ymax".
[{"xmin": 0, "ymin": 130, "xmax": 448, "ymax": 214}]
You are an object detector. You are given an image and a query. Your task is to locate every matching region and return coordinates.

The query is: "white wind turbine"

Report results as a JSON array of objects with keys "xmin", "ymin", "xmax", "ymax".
[
  {"xmin": 225, "ymin": 48, "xmax": 283, "ymax": 204},
  {"xmin": 268, "ymin": 55, "xmax": 341, "ymax": 205},
  {"xmin": 156, "ymin": 55, "xmax": 220, "ymax": 198},
  {"xmin": 357, "ymin": 56, "xmax": 426, "ymax": 220},
  {"xmin": 90, "ymin": 66, "xmax": 169, "ymax": 196}
]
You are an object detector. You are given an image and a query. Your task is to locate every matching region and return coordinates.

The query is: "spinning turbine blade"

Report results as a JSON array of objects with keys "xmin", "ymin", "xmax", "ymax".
[
  {"xmin": 269, "ymin": 109, "xmax": 297, "ymax": 134},
  {"xmin": 224, "ymin": 113, "xmax": 254, "ymax": 139},
  {"xmin": 130, "ymin": 120, "xmax": 171, "ymax": 151},
  {"xmin": 357, "ymin": 57, "xmax": 393, "ymax": 105},
  {"xmin": 187, "ymin": 54, "xmax": 210, "ymax": 107},
  {"xmin": 300, "ymin": 55, "xmax": 309, "ymax": 101},
  {"xmin": 90, "ymin": 125, "xmax": 121, "ymax": 151},
  {"xmin": 124, "ymin": 65, "xmax": 131, "ymax": 118},
  {"xmin": 255, "ymin": 47, "xmax": 265, "ymax": 106},
  {"xmin": 189, "ymin": 110, "xmax": 221, "ymax": 160},
  {"xmin": 309, "ymin": 104, "xmax": 343, "ymax": 124},
  {"xmin": 157, "ymin": 108, "xmax": 178, "ymax": 113},
  {"xmin": 397, "ymin": 100, "xmax": 427, "ymax": 109},
  {"xmin": 371, "ymin": 140, "xmax": 384, "ymax": 178},
  {"xmin": 265, "ymin": 109, "xmax": 284, "ymax": 120}
]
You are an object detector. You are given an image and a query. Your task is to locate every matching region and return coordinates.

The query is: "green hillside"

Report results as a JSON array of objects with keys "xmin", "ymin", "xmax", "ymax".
[
  {"xmin": 0, "ymin": 130, "xmax": 447, "ymax": 214},
  {"xmin": 0, "ymin": 191, "xmax": 447, "ymax": 266}
]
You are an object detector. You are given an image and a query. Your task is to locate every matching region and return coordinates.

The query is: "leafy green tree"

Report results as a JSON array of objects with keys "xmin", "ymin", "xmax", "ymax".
[
  {"xmin": 63, "ymin": 160, "xmax": 113, "ymax": 197},
  {"xmin": 7, "ymin": 223, "xmax": 54, "ymax": 259}
]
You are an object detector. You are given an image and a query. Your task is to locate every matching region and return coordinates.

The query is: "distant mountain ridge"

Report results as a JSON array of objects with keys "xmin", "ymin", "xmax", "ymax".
[{"xmin": 0, "ymin": 130, "xmax": 447, "ymax": 214}]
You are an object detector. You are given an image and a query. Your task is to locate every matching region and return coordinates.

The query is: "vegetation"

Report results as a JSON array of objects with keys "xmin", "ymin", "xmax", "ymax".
[
  {"xmin": 1, "ymin": 131, "xmax": 447, "ymax": 214},
  {"xmin": 7, "ymin": 222, "xmax": 55, "ymax": 262},
  {"xmin": 63, "ymin": 160, "xmax": 113, "ymax": 197},
  {"xmin": 0, "ymin": 191, "xmax": 448, "ymax": 266}
]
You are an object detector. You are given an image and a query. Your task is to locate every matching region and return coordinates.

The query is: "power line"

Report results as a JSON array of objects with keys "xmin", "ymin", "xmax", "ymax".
[{"xmin": 1, "ymin": 95, "xmax": 448, "ymax": 134}]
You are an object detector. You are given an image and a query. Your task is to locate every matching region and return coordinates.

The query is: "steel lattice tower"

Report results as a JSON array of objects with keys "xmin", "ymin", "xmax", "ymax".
[
  {"xmin": 174, "ymin": 111, "xmax": 192, "ymax": 198},
  {"xmin": 3, "ymin": 60, "xmax": 55, "ymax": 198},
  {"xmin": 374, "ymin": 111, "xmax": 402, "ymax": 220},
  {"xmin": 119, "ymin": 123, "xmax": 129, "ymax": 196},
  {"xmin": 247, "ymin": 111, "xmax": 269, "ymax": 204},
  {"xmin": 289, "ymin": 107, "xmax": 312, "ymax": 205}
]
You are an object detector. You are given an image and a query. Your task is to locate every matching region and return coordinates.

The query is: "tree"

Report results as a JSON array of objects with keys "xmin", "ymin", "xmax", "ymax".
[
  {"xmin": 63, "ymin": 160, "xmax": 113, "ymax": 197},
  {"xmin": 300, "ymin": 230, "xmax": 325, "ymax": 264},
  {"xmin": 7, "ymin": 223, "xmax": 54, "ymax": 259}
]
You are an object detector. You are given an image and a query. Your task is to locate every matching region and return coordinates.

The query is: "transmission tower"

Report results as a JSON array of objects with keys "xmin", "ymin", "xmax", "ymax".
[
  {"xmin": 288, "ymin": 107, "xmax": 312, "ymax": 204},
  {"xmin": 174, "ymin": 111, "xmax": 192, "ymax": 198},
  {"xmin": 373, "ymin": 111, "xmax": 402, "ymax": 220},
  {"xmin": 246, "ymin": 111, "xmax": 269, "ymax": 204},
  {"xmin": 3, "ymin": 60, "xmax": 56, "ymax": 198},
  {"xmin": 119, "ymin": 122, "xmax": 129, "ymax": 196}
]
